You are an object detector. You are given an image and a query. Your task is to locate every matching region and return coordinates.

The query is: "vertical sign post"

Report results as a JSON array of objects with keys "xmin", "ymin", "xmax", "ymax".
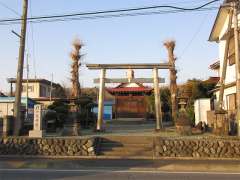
[{"xmin": 29, "ymin": 104, "xmax": 45, "ymax": 137}]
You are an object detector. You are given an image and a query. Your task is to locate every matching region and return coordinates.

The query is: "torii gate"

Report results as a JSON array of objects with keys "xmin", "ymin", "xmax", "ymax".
[{"xmin": 86, "ymin": 63, "xmax": 173, "ymax": 132}]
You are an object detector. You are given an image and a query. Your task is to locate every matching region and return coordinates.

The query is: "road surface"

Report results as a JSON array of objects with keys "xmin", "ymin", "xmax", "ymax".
[
  {"xmin": 0, "ymin": 158, "xmax": 240, "ymax": 180},
  {"xmin": 1, "ymin": 169, "xmax": 240, "ymax": 180}
]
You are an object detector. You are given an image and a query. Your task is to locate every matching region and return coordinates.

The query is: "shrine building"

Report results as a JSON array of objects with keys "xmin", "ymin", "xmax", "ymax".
[{"xmin": 107, "ymin": 70, "xmax": 153, "ymax": 119}]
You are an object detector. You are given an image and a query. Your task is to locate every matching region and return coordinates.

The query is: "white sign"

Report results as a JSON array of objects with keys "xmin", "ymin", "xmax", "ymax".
[{"xmin": 34, "ymin": 104, "xmax": 42, "ymax": 131}]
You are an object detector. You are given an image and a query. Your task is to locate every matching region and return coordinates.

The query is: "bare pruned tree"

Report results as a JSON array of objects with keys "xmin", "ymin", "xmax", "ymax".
[
  {"xmin": 70, "ymin": 38, "xmax": 83, "ymax": 99},
  {"xmin": 164, "ymin": 40, "xmax": 177, "ymax": 123}
]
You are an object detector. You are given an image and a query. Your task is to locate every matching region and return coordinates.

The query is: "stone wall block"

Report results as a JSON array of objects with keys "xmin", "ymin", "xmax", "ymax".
[
  {"xmin": 163, "ymin": 145, "xmax": 167, "ymax": 152},
  {"xmin": 164, "ymin": 140, "xmax": 170, "ymax": 146},
  {"xmin": 234, "ymin": 147, "xmax": 240, "ymax": 154},
  {"xmin": 85, "ymin": 139, "xmax": 94, "ymax": 148}
]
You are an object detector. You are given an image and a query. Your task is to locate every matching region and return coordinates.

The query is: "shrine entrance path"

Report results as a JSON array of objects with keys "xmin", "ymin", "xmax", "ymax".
[
  {"xmin": 81, "ymin": 119, "xmax": 177, "ymax": 137},
  {"xmin": 79, "ymin": 119, "xmax": 221, "ymax": 139}
]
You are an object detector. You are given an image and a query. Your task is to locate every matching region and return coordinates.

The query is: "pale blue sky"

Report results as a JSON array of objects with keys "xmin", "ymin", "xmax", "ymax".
[{"xmin": 0, "ymin": 0, "xmax": 222, "ymax": 93}]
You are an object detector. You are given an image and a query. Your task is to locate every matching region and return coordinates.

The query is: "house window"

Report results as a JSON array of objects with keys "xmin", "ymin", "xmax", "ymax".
[
  {"xmin": 40, "ymin": 85, "xmax": 47, "ymax": 97},
  {"xmin": 22, "ymin": 85, "xmax": 34, "ymax": 92},
  {"xmin": 22, "ymin": 85, "xmax": 26, "ymax": 92},
  {"xmin": 227, "ymin": 93, "xmax": 236, "ymax": 111},
  {"xmin": 28, "ymin": 86, "xmax": 34, "ymax": 92}
]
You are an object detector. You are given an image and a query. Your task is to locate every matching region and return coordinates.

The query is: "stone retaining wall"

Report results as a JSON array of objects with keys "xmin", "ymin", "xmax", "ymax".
[
  {"xmin": 1, "ymin": 136, "xmax": 240, "ymax": 159},
  {"xmin": 154, "ymin": 137, "xmax": 240, "ymax": 158},
  {"xmin": 0, "ymin": 137, "xmax": 98, "ymax": 156}
]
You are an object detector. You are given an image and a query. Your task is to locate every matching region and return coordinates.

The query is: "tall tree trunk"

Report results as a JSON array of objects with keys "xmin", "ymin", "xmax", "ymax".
[
  {"xmin": 70, "ymin": 38, "xmax": 82, "ymax": 99},
  {"xmin": 164, "ymin": 40, "xmax": 177, "ymax": 123}
]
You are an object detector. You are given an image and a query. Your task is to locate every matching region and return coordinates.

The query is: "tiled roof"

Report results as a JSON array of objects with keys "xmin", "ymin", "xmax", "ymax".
[
  {"xmin": 7, "ymin": 78, "xmax": 60, "ymax": 87},
  {"xmin": 204, "ymin": 77, "xmax": 220, "ymax": 84},
  {"xmin": 209, "ymin": 60, "xmax": 220, "ymax": 70}
]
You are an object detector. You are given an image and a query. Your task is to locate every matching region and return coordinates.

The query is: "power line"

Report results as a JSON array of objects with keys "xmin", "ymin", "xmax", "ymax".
[
  {"xmin": 0, "ymin": 0, "xmax": 220, "ymax": 23},
  {"xmin": 37, "ymin": 7, "xmax": 218, "ymax": 22},
  {"xmin": 179, "ymin": 13, "xmax": 209, "ymax": 59},
  {"xmin": 0, "ymin": 7, "xmax": 218, "ymax": 26},
  {"xmin": 0, "ymin": 1, "xmax": 20, "ymax": 16}
]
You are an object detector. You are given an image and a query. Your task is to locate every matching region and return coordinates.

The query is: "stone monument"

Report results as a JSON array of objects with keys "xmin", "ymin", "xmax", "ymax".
[{"xmin": 29, "ymin": 104, "xmax": 45, "ymax": 137}]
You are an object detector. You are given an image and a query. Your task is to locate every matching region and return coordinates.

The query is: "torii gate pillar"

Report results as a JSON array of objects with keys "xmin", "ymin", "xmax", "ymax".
[
  {"xmin": 96, "ymin": 68, "xmax": 106, "ymax": 131},
  {"xmin": 153, "ymin": 68, "xmax": 163, "ymax": 130}
]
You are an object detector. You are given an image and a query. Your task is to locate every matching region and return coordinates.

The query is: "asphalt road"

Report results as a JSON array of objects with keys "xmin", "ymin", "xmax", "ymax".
[
  {"xmin": 1, "ymin": 158, "xmax": 240, "ymax": 180},
  {"xmin": 1, "ymin": 169, "xmax": 240, "ymax": 180}
]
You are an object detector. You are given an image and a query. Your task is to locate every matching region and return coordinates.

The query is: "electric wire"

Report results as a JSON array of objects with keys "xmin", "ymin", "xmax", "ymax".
[
  {"xmin": 179, "ymin": 13, "xmax": 209, "ymax": 59},
  {"xmin": 0, "ymin": 1, "xmax": 20, "ymax": 16},
  {"xmin": 0, "ymin": 7, "xmax": 218, "ymax": 26},
  {"xmin": 0, "ymin": 0, "xmax": 220, "ymax": 24}
]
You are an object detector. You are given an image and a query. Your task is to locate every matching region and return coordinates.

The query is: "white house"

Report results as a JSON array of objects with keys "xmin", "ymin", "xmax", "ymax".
[
  {"xmin": 209, "ymin": 0, "xmax": 240, "ymax": 112},
  {"xmin": 0, "ymin": 97, "xmax": 36, "ymax": 122},
  {"xmin": 7, "ymin": 78, "xmax": 64, "ymax": 107},
  {"xmin": 7, "ymin": 78, "xmax": 62, "ymax": 98}
]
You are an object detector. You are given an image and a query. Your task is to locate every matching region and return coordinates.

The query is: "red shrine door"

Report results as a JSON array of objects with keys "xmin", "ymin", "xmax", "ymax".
[{"xmin": 116, "ymin": 96, "xmax": 146, "ymax": 118}]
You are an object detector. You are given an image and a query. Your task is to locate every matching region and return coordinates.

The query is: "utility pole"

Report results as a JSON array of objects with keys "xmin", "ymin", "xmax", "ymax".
[
  {"xmin": 13, "ymin": 0, "xmax": 28, "ymax": 136},
  {"xmin": 26, "ymin": 53, "xmax": 29, "ymax": 122},
  {"xmin": 50, "ymin": 73, "xmax": 53, "ymax": 101},
  {"xmin": 233, "ymin": 1, "xmax": 240, "ymax": 136}
]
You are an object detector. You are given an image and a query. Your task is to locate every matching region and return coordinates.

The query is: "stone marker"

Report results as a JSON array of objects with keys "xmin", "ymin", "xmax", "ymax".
[
  {"xmin": 3, "ymin": 116, "xmax": 10, "ymax": 137},
  {"xmin": 29, "ymin": 104, "xmax": 45, "ymax": 137}
]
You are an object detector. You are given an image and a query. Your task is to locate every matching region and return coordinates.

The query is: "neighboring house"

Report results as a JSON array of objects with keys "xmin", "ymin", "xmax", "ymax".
[
  {"xmin": 7, "ymin": 78, "xmax": 64, "ymax": 107},
  {"xmin": 0, "ymin": 97, "xmax": 36, "ymax": 123},
  {"xmin": 209, "ymin": 0, "xmax": 239, "ymax": 112},
  {"xmin": 209, "ymin": 60, "xmax": 220, "ymax": 77}
]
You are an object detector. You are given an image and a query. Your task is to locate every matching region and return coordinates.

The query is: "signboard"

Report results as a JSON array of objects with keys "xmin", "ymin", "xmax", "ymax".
[{"xmin": 33, "ymin": 104, "xmax": 42, "ymax": 131}]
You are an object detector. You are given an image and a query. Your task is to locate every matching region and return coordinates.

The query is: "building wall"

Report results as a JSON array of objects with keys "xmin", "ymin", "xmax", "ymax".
[
  {"xmin": 93, "ymin": 104, "xmax": 113, "ymax": 120},
  {"xmin": 194, "ymin": 99, "xmax": 211, "ymax": 125},
  {"xmin": 215, "ymin": 13, "xmax": 240, "ymax": 111},
  {"xmin": 39, "ymin": 83, "xmax": 51, "ymax": 98},
  {"xmin": 22, "ymin": 82, "xmax": 40, "ymax": 98},
  {"xmin": 124, "ymin": 83, "xmax": 140, "ymax": 88},
  {"xmin": 215, "ymin": 85, "xmax": 236, "ymax": 110},
  {"xmin": 116, "ymin": 96, "xmax": 147, "ymax": 118},
  {"xmin": 218, "ymin": 13, "xmax": 236, "ymax": 85},
  {"xmin": 0, "ymin": 103, "xmax": 14, "ymax": 118},
  {"xmin": 21, "ymin": 82, "xmax": 53, "ymax": 98}
]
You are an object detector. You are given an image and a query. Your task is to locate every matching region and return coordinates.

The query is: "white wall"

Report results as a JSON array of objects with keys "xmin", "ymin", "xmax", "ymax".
[
  {"xmin": 194, "ymin": 99, "xmax": 211, "ymax": 125},
  {"xmin": 214, "ymin": 13, "xmax": 240, "ymax": 111},
  {"xmin": 218, "ymin": 13, "xmax": 236, "ymax": 85},
  {"xmin": 21, "ymin": 82, "xmax": 52, "ymax": 98},
  {"xmin": 22, "ymin": 82, "xmax": 40, "ymax": 98},
  {"xmin": 0, "ymin": 103, "xmax": 14, "ymax": 118},
  {"xmin": 215, "ymin": 85, "xmax": 236, "ymax": 110}
]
